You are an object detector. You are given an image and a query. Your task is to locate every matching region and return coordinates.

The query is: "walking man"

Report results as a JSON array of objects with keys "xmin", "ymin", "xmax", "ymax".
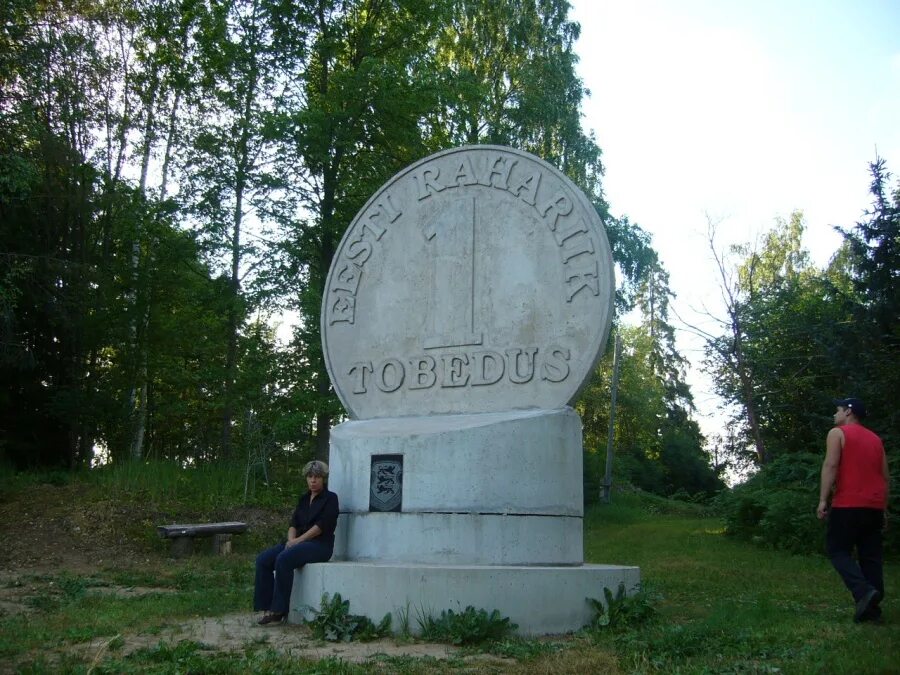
[{"xmin": 817, "ymin": 397, "xmax": 890, "ymax": 622}]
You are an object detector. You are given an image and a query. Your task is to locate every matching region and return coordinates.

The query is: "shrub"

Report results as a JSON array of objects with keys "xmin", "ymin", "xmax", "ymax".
[{"xmin": 717, "ymin": 453, "xmax": 823, "ymax": 553}]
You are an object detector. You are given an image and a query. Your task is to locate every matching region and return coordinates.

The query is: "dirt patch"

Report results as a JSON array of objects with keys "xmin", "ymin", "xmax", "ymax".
[
  {"xmin": 86, "ymin": 585, "xmax": 178, "ymax": 599},
  {"xmin": 48, "ymin": 613, "xmax": 513, "ymax": 671},
  {"xmin": 0, "ymin": 483, "xmax": 157, "ymax": 572},
  {"xmin": 75, "ymin": 613, "xmax": 459, "ymax": 660},
  {"xmin": 0, "ymin": 571, "xmax": 35, "ymax": 618}
]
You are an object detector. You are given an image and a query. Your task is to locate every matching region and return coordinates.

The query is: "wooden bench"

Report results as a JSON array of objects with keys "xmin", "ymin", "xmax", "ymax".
[{"xmin": 157, "ymin": 521, "xmax": 248, "ymax": 557}]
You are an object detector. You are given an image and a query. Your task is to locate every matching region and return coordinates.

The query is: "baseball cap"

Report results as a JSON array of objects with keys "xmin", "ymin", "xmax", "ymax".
[{"xmin": 834, "ymin": 397, "xmax": 867, "ymax": 419}]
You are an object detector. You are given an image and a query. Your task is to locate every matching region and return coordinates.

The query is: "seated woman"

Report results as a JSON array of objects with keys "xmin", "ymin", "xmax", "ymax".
[{"xmin": 254, "ymin": 460, "xmax": 339, "ymax": 625}]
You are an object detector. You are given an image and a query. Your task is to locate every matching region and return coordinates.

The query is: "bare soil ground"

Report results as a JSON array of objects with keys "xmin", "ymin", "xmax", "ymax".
[{"xmin": 68, "ymin": 613, "xmax": 472, "ymax": 664}]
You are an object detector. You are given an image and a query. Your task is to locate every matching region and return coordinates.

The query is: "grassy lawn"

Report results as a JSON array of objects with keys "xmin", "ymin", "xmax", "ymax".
[
  {"xmin": 584, "ymin": 493, "xmax": 899, "ymax": 674},
  {"xmin": 1, "ymin": 480, "xmax": 897, "ymax": 673}
]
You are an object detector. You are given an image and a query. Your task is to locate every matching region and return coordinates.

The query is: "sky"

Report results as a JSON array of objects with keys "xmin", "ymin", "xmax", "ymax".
[{"xmin": 568, "ymin": 0, "xmax": 900, "ymax": 437}]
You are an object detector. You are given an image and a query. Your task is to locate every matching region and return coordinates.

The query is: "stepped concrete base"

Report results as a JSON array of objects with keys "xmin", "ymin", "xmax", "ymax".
[
  {"xmin": 289, "ymin": 561, "xmax": 640, "ymax": 636},
  {"xmin": 333, "ymin": 512, "xmax": 583, "ymax": 565}
]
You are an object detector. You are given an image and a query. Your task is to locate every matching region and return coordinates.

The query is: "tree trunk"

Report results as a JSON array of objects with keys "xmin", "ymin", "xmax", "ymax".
[
  {"xmin": 126, "ymin": 60, "xmax": 159, "ymax": 461},
  {"xmin": 731, "ymin": 308, "xmax": 767, "ymax": 464},
  {"xmin": 220, "ymin": 0, "xmax": 265, "ymax": 461},
  {"xmin": 160, "ymin": 89, "xmax": 181, "ymax": 201},
  {"xmin": 706, "ymin": 220, "xmax": 768, "ymax": 465},
  {"xmin": 221, "ymin": 179, "xmax": 243, "ymax": 461},
  {"xmin": 313, "ymin": 225, "xmax": 335, "ymax": 461}
]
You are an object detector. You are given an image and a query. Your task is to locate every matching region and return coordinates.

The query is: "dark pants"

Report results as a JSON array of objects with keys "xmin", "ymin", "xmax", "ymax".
[
  {"xmin": 826, "ymin": 507, "xmax": 884, "ymax": 603},
  {"xmin": 254, "ymin": 540, "xmax": 333, "ymax": 614}
]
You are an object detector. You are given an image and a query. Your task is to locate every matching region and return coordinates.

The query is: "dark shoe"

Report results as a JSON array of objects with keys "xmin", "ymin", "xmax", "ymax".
[
  {"xmin": 854, "ymin": 589, "xmax": 880, "ymax": 622},
  {"xmin": 258, "ymin": 611, "xmax": 286, "ymax": 625},
  {"xmin": 859, "ymin": 595, "xmax": 883, "ymax": 623},
  {"xmin": 860, "ymin": 611, "xmax": 883, "ymax": 625}
]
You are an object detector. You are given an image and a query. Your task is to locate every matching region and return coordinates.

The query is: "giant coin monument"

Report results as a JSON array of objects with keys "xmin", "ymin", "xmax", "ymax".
[{"xmin": 290, "ymin": 145, "xmax": 640, "ymax": 634}]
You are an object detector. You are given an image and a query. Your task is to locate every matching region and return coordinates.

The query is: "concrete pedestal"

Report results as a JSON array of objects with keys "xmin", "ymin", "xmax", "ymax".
[
  {"xmin": 289, "ymin": 561, "xmax": 640, "ymax": 636},
  {"xmin": 290, "ymin": 408, "xmax": 640, "ymax": 635}
]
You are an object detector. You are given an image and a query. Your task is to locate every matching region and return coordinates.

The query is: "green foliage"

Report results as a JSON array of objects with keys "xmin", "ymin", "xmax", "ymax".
[
  {"xmin": 837, "ymin": 157, "xmax": 900, "ymax": 447},
  {"xmin": 716, "ymin": 453, "xmax": 823, "ymax": 553},
  {"xmin": 394, "ymin": 602, "xmax": 412, "ymax": 639},
  {"xmin": 578, "ymin": 227, "xmax": 725, "ymax": 502},
  {"xmin": 718, "ymin": 218, "xmax": 849, "ymax": 462},
  {"xmin": 20, "ymin": 572, "xmax": 109, "ymax": 612},
  {"xmin": 581, "ymin": 325, "xmax": 723, "ymax": 503},
  {"xmin": 611, "ymin": 620, "xmax": 771, "ymax": 671},
  {"xmin": 842, "ymin": 157, "xmax": 900, "ymax": 332},
  {"xmin": 703, "ymin": 163, "xmax": 900, "ymax": 470},
  {"xmin": 619, "ymin": 487, "xmax": 716, "ymax": 517},
  {"xmin": 417, "ymin": 606, "xmax": 517, "ymax": 645},
  {"xmin": 306, "ymin": 593, "xmax": 392, "ymax": 643},
  {"xmin": 720, "ymin": 451, "xmax": 900, "ymax": 555},
  {"xmin": 2, "ymin": 0, "xmax": 724, "ymax": 496},
  {"xmin": 588, "ymin": 582, "xmax": 658, "ymax": 631},
  {"xmin": 605, "ymin": 215, "xmax": 658, "ymax": 314}
]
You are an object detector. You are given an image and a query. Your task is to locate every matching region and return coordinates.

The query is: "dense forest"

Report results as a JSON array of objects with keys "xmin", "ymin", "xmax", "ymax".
[{"xmin": 1, "ymin": 0, "xmax": 897, "ymax": 508}]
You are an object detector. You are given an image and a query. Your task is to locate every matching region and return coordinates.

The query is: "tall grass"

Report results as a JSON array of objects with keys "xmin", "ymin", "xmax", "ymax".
[
  {"xmin": 0, "ymin": 457, "xmax": 309, "ymax": 511},
  {"xmin": 90, "ymin": 459, "xmax": 260, "ymax": 510}
]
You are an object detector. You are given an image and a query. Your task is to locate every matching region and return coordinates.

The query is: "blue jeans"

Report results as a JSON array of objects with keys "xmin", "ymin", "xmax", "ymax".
[{"xmin": 254, "ymin": 540, "xmax": 333, "ymax": 614}]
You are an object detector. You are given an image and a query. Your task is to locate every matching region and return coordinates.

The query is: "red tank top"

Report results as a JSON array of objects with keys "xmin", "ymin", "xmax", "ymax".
[{"xmin": 832, "ymin": 423, "xmax": 887, "ymax": 509}]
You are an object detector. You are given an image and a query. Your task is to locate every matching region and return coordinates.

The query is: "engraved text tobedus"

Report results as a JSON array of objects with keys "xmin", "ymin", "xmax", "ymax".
[{"xmin": 347, "ymin": 345, "xmax": 571, "ymax": 395}]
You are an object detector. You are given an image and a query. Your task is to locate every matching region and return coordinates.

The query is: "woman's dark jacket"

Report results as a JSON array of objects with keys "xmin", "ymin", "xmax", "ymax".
[{"xmin": 291, "ymin": 489, "xmax": 339, "ymax": 548}]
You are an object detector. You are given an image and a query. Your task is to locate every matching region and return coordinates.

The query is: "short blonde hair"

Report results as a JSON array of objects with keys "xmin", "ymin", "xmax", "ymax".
[{"xmin": 302, "ymin": 460, "xmax": 329, "ymax": 477}]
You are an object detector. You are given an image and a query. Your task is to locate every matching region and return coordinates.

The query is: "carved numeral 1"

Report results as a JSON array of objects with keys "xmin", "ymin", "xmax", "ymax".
[{"xmin": 422, "ymin": 196, "xmax": 483, "ymax": 349}]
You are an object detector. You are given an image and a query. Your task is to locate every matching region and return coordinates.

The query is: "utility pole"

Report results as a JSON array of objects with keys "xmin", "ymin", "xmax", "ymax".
[{"xmin": 600, "ymin": 334, "xmax": 623, "ymax": 504}]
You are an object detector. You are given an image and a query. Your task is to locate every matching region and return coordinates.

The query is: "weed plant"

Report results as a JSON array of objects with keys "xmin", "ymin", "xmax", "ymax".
[
  {"xmin": 588, "ymin": 582, "xmax": 659, "ymax": 630},
  {"xmin": 417, "ymin": 606, "xmax": 517, "ymax": 645},
  {"xmin": 306, "ymin": 593, "xmax": 392, "ymax": 642}
]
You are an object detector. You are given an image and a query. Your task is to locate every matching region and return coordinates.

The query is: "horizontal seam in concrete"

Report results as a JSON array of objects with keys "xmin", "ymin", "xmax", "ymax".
[{"xmin": 341, "ymin": 511, "xmax": 582, "ymax": 518}]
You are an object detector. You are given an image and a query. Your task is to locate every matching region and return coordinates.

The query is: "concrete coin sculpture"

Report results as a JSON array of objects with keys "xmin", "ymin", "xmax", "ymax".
[
  {"xmin": 296, "ymin": 145, "xmax": 638, "ymax": 636},
  {"xmin": 322, "ymin": 145, "xmax": 615, "ymax": 419}
]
